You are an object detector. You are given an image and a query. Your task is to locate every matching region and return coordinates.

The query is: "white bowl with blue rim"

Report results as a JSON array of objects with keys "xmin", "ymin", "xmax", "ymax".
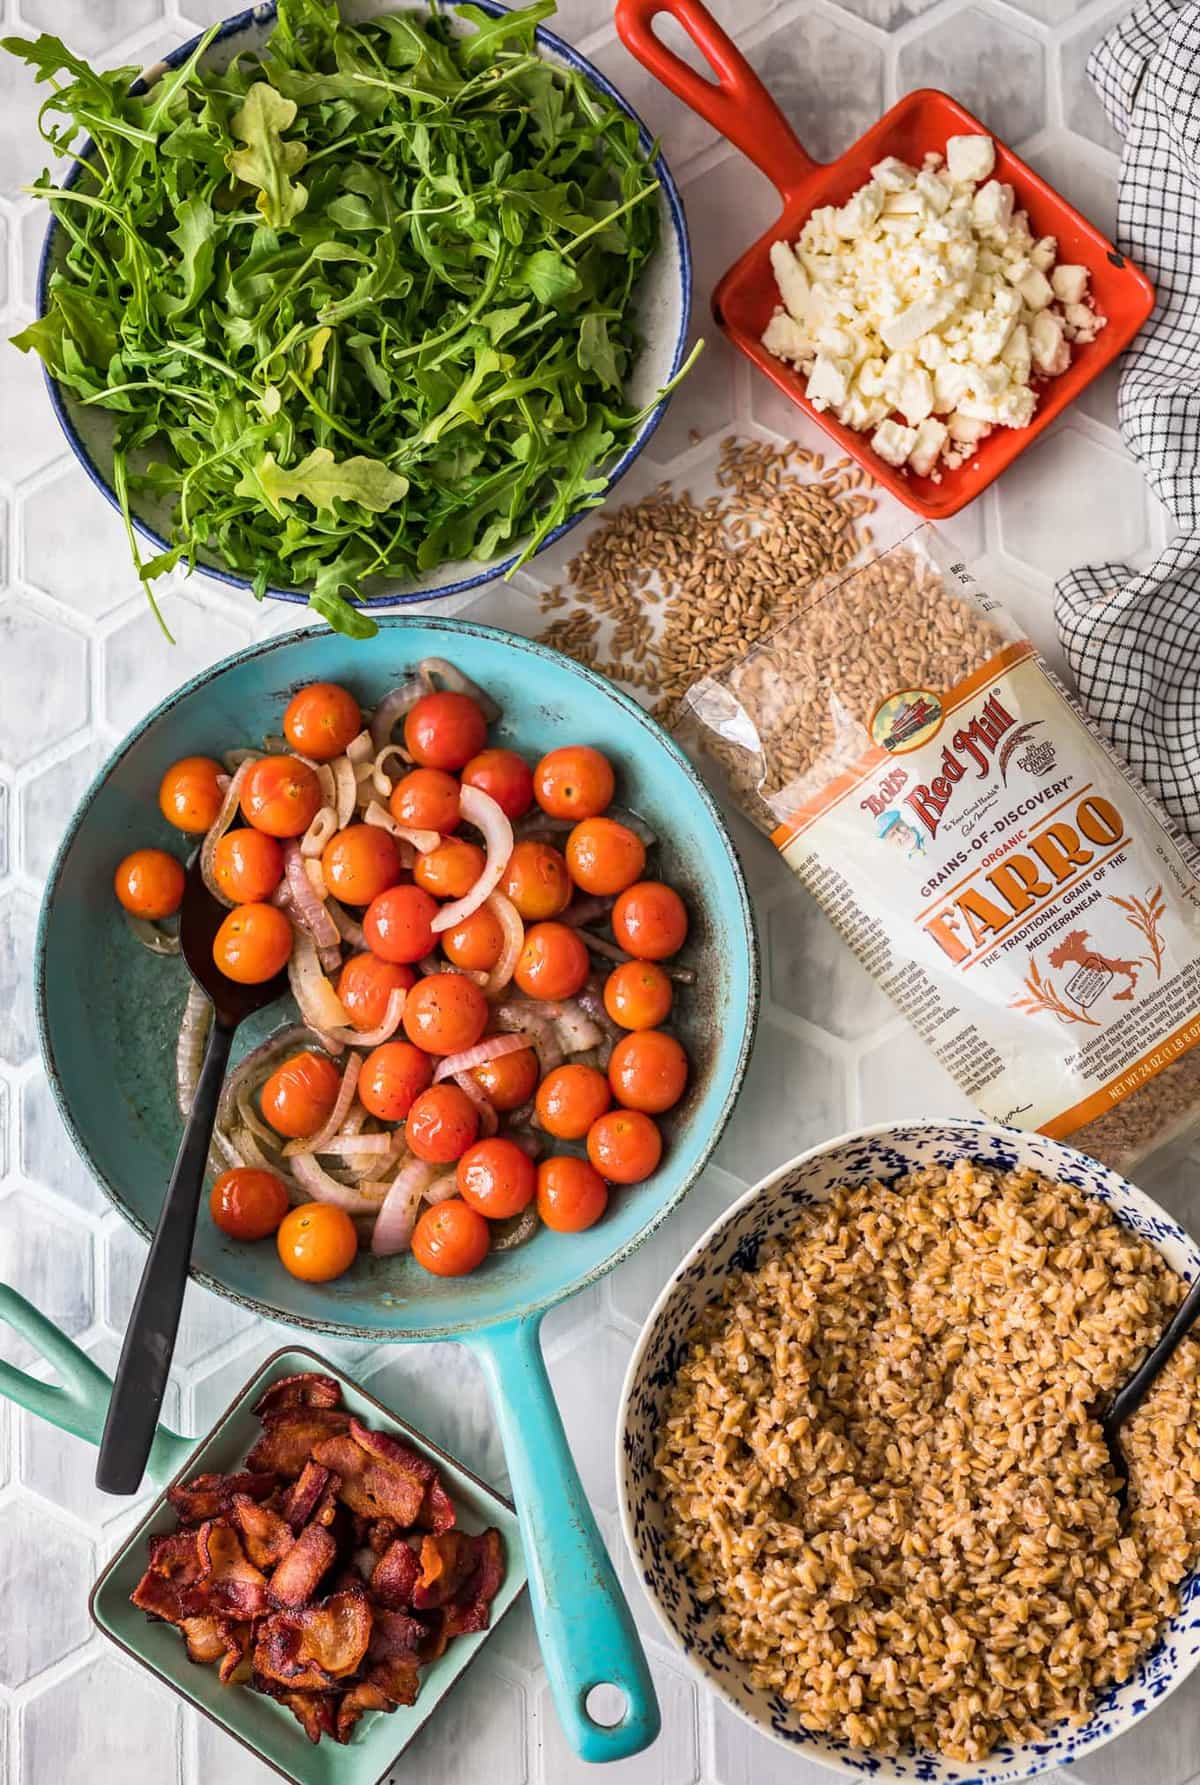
[
  {"xmin": 35, "ymin": 0, "xmax": 691, "ymax": 614},
  {"xmin": 617, "ymin": 1118, "xmax": 1200, "ymax": 1784}
]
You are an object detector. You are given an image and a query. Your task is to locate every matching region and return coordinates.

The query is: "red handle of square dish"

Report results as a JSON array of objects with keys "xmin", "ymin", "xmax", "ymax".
[{"xmin": 614, "ymin": 0, "xmax": 820, "ymax": 200}]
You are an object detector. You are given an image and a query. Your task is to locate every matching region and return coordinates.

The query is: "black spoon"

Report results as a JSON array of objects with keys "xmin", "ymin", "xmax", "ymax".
[
  {"xmin": 95, "ymin": 856, "xmax": 288, "ymax": 1494},
  {"xmin": 1103, "ymin": 1268, "xmax": 1200, "ymax": 1516}
]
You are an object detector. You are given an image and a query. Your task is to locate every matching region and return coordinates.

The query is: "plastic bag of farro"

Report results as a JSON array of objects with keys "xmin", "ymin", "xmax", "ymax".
[{"xmin": 681, "ymin": 525, "xmax": 1200, "ymax": 1169}]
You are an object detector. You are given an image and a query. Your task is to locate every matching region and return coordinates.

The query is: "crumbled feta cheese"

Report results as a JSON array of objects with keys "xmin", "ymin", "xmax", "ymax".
[
  {"xmin": 915, "ymin": 171, "xmax": 952, "ymax": 215},
  {"xmin": 1030, "ymin": 236, "xmax": 1058, "ymax": 273},
  {"xmin": 871, "ymin": 419, "xmax": 919, "ymax": 466},
  {"xmin": 908, "ymin": 418, "xmax": 949, "ymax": 476},
  {"xmin": 837, "ymin": 182, "xmax": 884, "ymax": 238},
  {"xmin": 807, "ymin": 353, "xmax": 853, "ymax": 411},
  {"xmin": 948, "ymin": 414, "xmax": 991, "ymax": 444},
  {"xmin": 768, "ymin": 241, "xmax": 811, "ymax": 329},
  {"xmin": 1014, "ymin": 267, "xmax": 1054, "ymax": 310},
  {"xmin": 1001, "ymin": 322, "xmax": 1032, "ymax": 383},
  {"xmin": 871, "ymin": 156, "xmax": 915, "ymax": 192},
  {"xmin": 946, "ymin": 134, "xmax": 995, "ymax": 184},
  {"xmin": 1030, "ymin": 311, "xmax": 1070, "ymax": 376},
  {"xmin": 1065, "ymin": 302, "xmax": 1104, "ymax": 343},
  {"xmin": 762, "ymin": 311, "xmax": 808, "ymax": 362},
  {"xmin": 972, "ymin": 180, "xmax": 1014, "ymax": 232},
  {"xmin": 881, "ymin": 294, "xmax": 958, "ymax": 352},
  {"xmin": 1051, "ymin": 264, "xmax": 1089, "ymax": 306}
]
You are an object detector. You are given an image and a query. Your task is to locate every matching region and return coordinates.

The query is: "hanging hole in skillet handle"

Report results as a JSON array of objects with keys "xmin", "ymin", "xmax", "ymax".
[
  {"xmin": 586, "ymin": 1683, "xmax": 629, "ymax": 1728},
  {"xmin": 614, "ymin": 0, "xmax": 821, "ymax": 199}
]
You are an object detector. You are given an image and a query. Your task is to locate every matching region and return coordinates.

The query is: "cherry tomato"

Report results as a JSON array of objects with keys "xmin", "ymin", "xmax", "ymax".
[
  {"xmin": 461, "ymin": 748, "xmax": 534, "ymax": 820},
  {"xmin": 535, "ymin": 1063, "xmax": 611, "ymax": 1140},
  {"xmin": 406, "ymin": 1084, "xmax": 480, "ymax": 1163},
  {"xmin": 337, "ymin": 954, "xmax": 415, "ymax": 1033},
  {"xmin": 404, "ymin": 692, "xmax": 488, "ymax": 772},
  {"xmin": 471, "ymin": 1046, "xmax": 539, "ymax": 1112},
  {"xmin": 211, "ymin": 828, "xmax": 284, "ymax": 905},
  {"xmin": 566, "ymin": 817, "xmax": 646, "ymax": 896},
  {"xmin": 283, "ymin": 681, "xmax": 361, "ymax": 761},
  {"xmin": 603, "ymin": 960, "xmax": 673, "ymax": 1031},
  {"xmin": 359, "ymin": 1040, "xmax": 433, "ymax": 1122},
  {"xmin": 412, "ymin": 1199, "xmax": 490, "ymax": 1276},
  {"xmin": 261, "ymin": 1049, "xmax": 343, "ymax": 1138},
  {"xmin": 502, "ymin": 840, "xmax": 571, "ymax": 921},
  {"xmin": 209, "ymin": 1167, "xmax": 289, "ymax": 1241},
  {"xmin": 443, "ymin": 903, "xmax": 505, "ymax": 972},
  {"xmin": 241, "ymin": 755, "xmax": 322, "ymax": 838},
  {"xmin": 322, "ymin": 823, "xmax": 402, "ymax": 906},
  {"xmin": 278, "ymin": 1202, "xmax": 358, "ymax": 1283},
  {"xmin": 612, "ymin": 881, "xmax": 689, "ymax": 960},
  {"xmin": 159, "ymin": 756, "xmax": 225, "ymax": 834},
  {"xmin": 213, "ymin": 901, "xmax": 293, "ymax": 985},
  {"xmin": 608, "ymin": 1030, "xmax": 688, "ymax": 1114},
  {"xmin": 513, "ymin": 922, "xmax": 589, "ymax": 1001},
  {"xmin": 363, "ymin": 884, "xmax": 439, "ymax": 964},
  {"xmin": 389, "ymin": 768, "xmax": 461, "ymax": 834},
  {"xmin": 537, "ymin": 1156, "xmax": 608, "ymax": 1232},
  {"xmin": 457, "ymin": 1137, "xmax": 536, "ymax": 1218},
  {"xmin": 587, "ymin": 1109, "xmax": 662, "ymax": 1185},
  {"xmin": 114, "ymin": 848, "xmax": 184, "ymax": 920},
  {"xmin": 414, "ymin": 837, "xmax": 485, "ymax": 901},
  {"xmin": 402, "ymin": 973, "xmax": 489, "ymax": 1056},
  {"xmin": 534, "ymin": 746, "xmax": 615, "ymax": 821}
]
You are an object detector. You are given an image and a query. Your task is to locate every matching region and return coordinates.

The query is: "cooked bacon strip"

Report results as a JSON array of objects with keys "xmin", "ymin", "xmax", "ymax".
[
  {"xmin": 232, "ymin": 1496, "xmax": 295, "ymax": 1571},
  {"xmin": 368, "ymin": 1654, "xmax": 421, "ymax": 1708},
  {"xmin": 368, "ymin": 1607, "xmax": 429, "ymax": 1666},
  {"xmin": 281, "ymin": 1460, "xmax": 337, "ymax": 1532},
  {"xmin": 311, "ymin": 1431, "xmax": 426, "ymax": 1527},
  {"xmin": 444, "ymin": 1528, "xmax": 506, "ymax": 1639},
  {"xmin": 180, "ymin": 1614, "xmax": 227, "ymax": 1665},
  {"xmin": 335, "ymin": 1680, "xmax": 394, "ymax": 1743},
  {"xmin": 131, "ymin": 1529, "xmax": 208, "ymax": 1625},
  {"xmin": 167, "ymin": 1469, "xmax": 278, "ymax": 1524},
  {"xmin": 371, "ymin": 1538, "xmax": 421, "ymax": 1609},
  {"xmin": 277, "ymin": 1690, "xmax": 338, "ymax": 1744},
  {"xmin": 253, "ymin": 1373, "xmax": 343, "ymax": 1418},
  {"xmin": 254, "ymin": 1589, "xmax": 373, "ymax": 1691},
  {"xmin": 196, "ymin": 1520, "xmax": 271, "ymax": 1620},
  {"xmin": 269, "ymin": 1523, "xmax": 337, "ymax": 1608},
  {"xmin": 246, "ymin": 1409, "xmax": 351, "ymax": 1478},
  {"xmin": 412, "ymin": 1531, "xmax": 480, "ymax": 1610}
]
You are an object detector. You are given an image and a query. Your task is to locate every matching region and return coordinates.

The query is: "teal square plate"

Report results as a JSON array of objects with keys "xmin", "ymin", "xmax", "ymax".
[{"xmin": 89, "ymin": 1346, "xmax": 526, "ymax": 1785}]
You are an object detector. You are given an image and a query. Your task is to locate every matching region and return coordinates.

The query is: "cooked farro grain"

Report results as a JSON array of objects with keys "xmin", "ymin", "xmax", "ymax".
[{"xmin": 656, "ymin": 1160, "xmax": 1200, "ymax": 1763}]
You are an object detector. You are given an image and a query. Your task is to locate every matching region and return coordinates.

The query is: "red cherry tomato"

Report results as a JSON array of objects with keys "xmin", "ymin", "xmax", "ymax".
[
  {"xmin": 336, "ymin": 954, "xmax": 415, "ymax": 1032},
  {"xmin": 209, "ymin": 1167, "xmax": 290, "ymax": 1241},
  {"xmin": 513, "ymin": 922, "xmax": 590, "ymax": 1001},
  {"xmin": 241, "ymin": 756, "xmax": 322, "ymax": 838},
  {"xmin": 261, "ymin": 1050, "xmax": 343, "ymax": 1138},
  {"xmin": 212, "ymin": 902, "xmax": 292, "ymax": 984},
  {"xmin": 114, "ymin": 848, "xmax": 184, "ymax": 920},
  {"xmin": 502, "ymin": 840, "xmax": 571, "ymax": 921},
  {"xmin": 471, "ymin": 1047, "xmax": 539, "ymax": 1112},
  {"xmin": 411, "ymin": 1199, "xmax": 490, "ymax": 1276},
  {"xmin": 535, "ymin": 1064, "xmax": 611, "ymax": 1140},
  {"xmin": 566, "ymin": 818, "xmax": 646, "ymax": 896},
  {"xmin": 402, "ymin": 974, "xmax": 489, "ymax": 1056},
  {"xmin": 405, "ymin": 1084, "xmax": 480, "ymax": 1163},
  {"xmin": 461, "ymin": 748, "xmax": 534, "ymax": 820},
  {"xmin": 608, "ymin": 1030, "xmax": 688, "ymax": 1114},
  {"xmin": 159, "ymin": 756, "xmax": 226, "ymax": 835},
  {"xmin": 211, "ymin": 829, "xmax": 284, "ymax": 905},
  {"xmin": 363, "ymin": 884, "xmax": 439, "ymax": 964},
  {"xmin": 443, "ymin": 904, "xmax": 505, "ymax": 972},
  {"xmin": 389, "ymin": 768, "xmax": 461, "ymax": 834},
  {"xmin": 603, "ymin": 960, "xmax": 673, "ymax": 1031},
  {"xmin": 612, "ymin": 882, "xmax": 689, "ymax": 960},
  {"xmin": 414, "ymin": 837, "xmax": 485, "ymax": 901},
  {"xmin": 278, "ymin": 1202, "xmax": 358, "ymax": 1283},
  {"xmin": 322, "ymin": 823, "xmax": 403, "ymax": 906},
  {"xmin": 283, "ymin": 682, "xmax": 361, "ymax": 761},
  {"xmin": 457, "ymin": 1137, "xmax": 536, "ymax": 1218},
  {"xmin": 534, "ymin": 746, "xmax": 615, "ymax": 821},
  {"xmin": 537, "ymin": 1156, "xmax": 608, "ymax": 1232},
  {"xmin": 358, "ymin": 1041, "xmax": 433, "ymax": 1122},
  {"xmin": 404, "ymin": 692, "xmax": 488, "ymax": 772},
  {"xmin": 587, "ymin": 1109, "xmax": 663, "ymax": 1185}
]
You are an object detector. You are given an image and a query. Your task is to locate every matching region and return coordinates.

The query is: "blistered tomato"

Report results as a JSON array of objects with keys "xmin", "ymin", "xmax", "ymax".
[
  {"xmin": 210, "ymin": 1167, "xmax": 289, "ymax": 1241},
  {"xmin": 211, "ymin": 829, "xmax": 284, "ymax": 905},
  {"xmin": 261, "ymin": 1049, "xmax": 343, "ymax": 1138},
  {"xmin": 566, "ymin": 818, "xmax": 645, "ymax": 896},
  {"xmin": 212, "ymin": 901, "xmax": 292, "ymax": 984},
  {"xmin": 358, "ymin": 1040, "xmax": 433, "ymax": 1121},
  {"xmin": 461, "ymin": 748, "xmax": 534, "ymax": 820},
  {"xmin": 363, "ymin": 884, "xmax": 439, "ymax": 964},
  {"xmin": 457, "ymin": 1137, "xmax": 536, "ymax": 1218},
  {"xmin": 502, "ymin": 840, "xmax": 571, "ymax": 921},
  {"xmin": 513, "ymin": 921, "xmax": 589, "ymax": 1001},
  {"xmin": 443, "ymin": 903, "xmax": 505, "ymax": 972},
  {"xmin": 586, "ymin": 1109, "xmax": 662, "ymax": 1185},
  {"xmin": 283, "ymin": 682, "xmax": 361, "ymax": 761},
  {"xmin": 337, "ymin": 954, "xmax": 415, "ymax": 1032},
  {"xmin": 402, "ymin": 973, "xmax": 489, "ymax": 1056},
  {"xmin": 322, "ymin": 823, "xmax": 402, "ymax": 906},
  {"xmin": 278, "ymin": 1202, "xmax": 358, "ymax": 1283},
  {"xmin": 404, "ymin": 692, "xmax": 488, "ymax": 772},
  {"xmin": 612, "ymin": 881, "xmax": 689, "ymax": 960},
  {"xmin": 411, "ymin": 1199, "xmax": 490, "ymax": 1276},
  {"xmin": 114, "ymin": 848, "xmax": 185, "ymax": 920},
  {"xmin": 159, "ymin": 756, "xmax": 225, "ymax": 834},
  {"xmin": 389, "ymin": 768, "xmax": 461, "ymax": 834},
  {"xmin": 405, "ymin": 1084, "xmax": 480, "ymax": 1163},
  {"xmin": 537, "ymin": 1156, "xmax": 608, "ymax": 1232},
  {"xmin": 241, "ymin": 756, "xmax": 322, "ymax": 838},
  {"xmin": 414, "ymin": 837, "xmax": 485, "ymax": 901},
  {"xmin": 471, "ymin": 1046, "xmax": 539, "ymax": 1111},
  {"xmin": 535, "ymin": 1063, "xmax": 611, "ymax": 1140},
  {"xmin": 603, "ymin": 960, "xmax": 673, "ymax": 1030},
  {"xmin": 534, "ymin": 746, "xmax": 615, "ymax": 821},
  {"xmin": 608, "ymin": 1030, "xmax": 688, "ymax": 1114}
]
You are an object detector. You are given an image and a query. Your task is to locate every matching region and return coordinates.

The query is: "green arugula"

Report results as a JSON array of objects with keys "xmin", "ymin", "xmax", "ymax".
[{"xmin": 2, "ymin": 0, "xmax": 693, "ymax": 637}]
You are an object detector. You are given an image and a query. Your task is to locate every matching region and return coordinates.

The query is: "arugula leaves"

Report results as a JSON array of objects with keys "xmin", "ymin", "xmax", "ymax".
[{"xmin": 2, "ymin": 0, "xmax": 678, "ymax": 636}]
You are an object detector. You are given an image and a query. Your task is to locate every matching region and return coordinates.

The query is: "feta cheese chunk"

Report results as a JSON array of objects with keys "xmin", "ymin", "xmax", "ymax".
[
  {"xmin": 1030, "ymin": 236, "xmax": 1058, "ymax": 273},
  {"xmin": 1015, "ymin": 267, "xmax": 1055, "ymax": 310},
  {"xmin": 908, "ymin": 418, "xmax": 949, "ymax": 476},
  {"xmin": 973, "ymin": 180, "xmax": 1014, "ymax": 232},
  {"xmin": 768, "ymin": 241, "xmax": 811, "ymax": 328},
  {"xmin": 762, "ymin": 311, "xmax": 808, "ymax": 362},
  {"xmin": 871, "ymin": 419, "xmax": 919, "ymax": 467},
  {"xmin": 1030, "ymin": 311, "xmax": 1070, "ymax": 375},
  {"xmin": 1051, "ymin": 264, "xmax": 1089, "ymax": 306},
  {"xmin": 871, "ymin": 156, "xmax": 916, "ymax": 192},
  {"xmin": 807, "ymin": 353, "xmax": 853, "ymax": 411},
  {"xmin": 946, "ymin": 134, "xmax": 995, "ymax": 184}
]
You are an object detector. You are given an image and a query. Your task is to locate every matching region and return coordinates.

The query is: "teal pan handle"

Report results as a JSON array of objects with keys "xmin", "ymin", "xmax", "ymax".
[
  {"xmin": 0, "ymin": 1284, "xmax": 193, "ymax": 1486},
  {"xmin": 467, "ymin": 1313, "xmax": 660, "ymax": 1763}
]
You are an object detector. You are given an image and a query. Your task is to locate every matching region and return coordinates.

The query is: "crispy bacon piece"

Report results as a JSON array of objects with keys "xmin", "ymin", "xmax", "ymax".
[
  {"xmin": 196, "ymin": 1520, "xmax": 271, "ymax": 1620},
  {"xmin": 359, "ymin": 1516, "xmax": 398, "ymax": 1556},
  {"xmin": 371, "ymin": 1538, "xmax": 421, "ymax": 1609},
  {"xmin": 350, "ymin": 1420, "xmax": 457, "ymax": 1534},
  {"xmin": 253, "ymin": 1373, "xmax": 343, "ymax": 1418},
  {"xmin": 131, "ymin": 1529, "xmax": 207, "ymax": 1625},
  {"xmin": 412, "ymin": 1531, "xmax": 480, "ymax": 1610},
  {"xmin": 278, "ymin": 1691, "xmax": 338, "ymax": 1744},
  {"xmin": 281, "ymin": 1461, "xmax": 337, "ymax": 1533},
  {"xmin": 180, "ymin": 1614, "xmax": 227, "ymax": 1665},
  {"xmin": 269, "ymin": 1523, "xmax": 337, "ymax": 1608},
  {"xmin": 368, "ymin": 1607, "xmax": 429, "ymax": 1666},
  {"xmin": 246, "ymin": 1410, "xmax": 352, "ymax": 1479},
  {"xmin": 310, "ymin": 1433, "xmax": 424, "ymax": 1527},
  {"xmin": 444, "ymin": 1528, "xmax": 505, "ymax": 1640},
  {"xmin": 167, "ymin": 1469, "xmax": 278, "ymax": 1524},
  {"xmin": 254, "ymin": 1590, "xmax": 373, "ymax": 1692},
  {"xmin": 232, "ymin": 1496, "xmax": 295, "ymax": 1571},
  {"xmin": 335, "ymin": 1681, "xmax": 394, "ymax": 1743}
]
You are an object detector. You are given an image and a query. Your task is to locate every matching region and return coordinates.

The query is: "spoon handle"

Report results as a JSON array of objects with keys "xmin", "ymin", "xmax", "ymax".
[
  {"xmin": 95, "ymin": 1012, "xmax": 233, "ymax": 1494},
  {"xmin": 1106, "ymin": 1267, "xmax": 1200, "ymax": 1437}
]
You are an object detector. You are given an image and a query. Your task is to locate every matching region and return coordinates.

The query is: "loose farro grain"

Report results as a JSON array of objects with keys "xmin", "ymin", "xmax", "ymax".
[{"xmin": 657, "ymin": 1159, "xmax": 1200, "ymax": 1763}]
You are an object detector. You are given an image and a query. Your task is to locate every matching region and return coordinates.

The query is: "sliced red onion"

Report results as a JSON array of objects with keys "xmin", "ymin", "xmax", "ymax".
[
  {"xmin": 331, "ymin": 756, "xmax": 357, "ymax": 827},
  {"xmin": 235, "ymin": 1084, "xmax": 286, "ymax": 1149},
  {"xmin": 305, "ymin": 1133, "xmax": 402, "ymax": 1160},
  {"xmin": 322, "ymin": 985, "xmax": 407, "ymax": 1048},
  {"xmin": 580, "ymin": 931, "xmax": 695, "ymax": 983},
  {"xmin": 507, "ymin": 1129, "xmax": 545, "ymax": 1161},
  {"xmin": 491, "ymin": 1205, "xmax": 540, "ymax": 1251},
  {"xmin": 372, "ymin": 744, "xmax": 409, "ymax": 799},
  {"xmin": 126, "ymin": 912, "xmax": 181, "ymax": 956},
  {"xmin": 484, "ymin": 891, "xmax": 523, "ymax": 995},
  {"xmin": 433, "ymin": 1032, "xmax": 532, "ymax": 1083},
  {"xmin": 176, "ymin": 983, "xmax": 211, "ymax": 1117},
  {"xmin": 492, "ymin": 1003, "xmax": 562, "ymax": 1076},
  {"xmin": 363, "ymin": 799, "xmax": 438, "ymax": 855},
  {"xmin": 223, "ymin": 747, "xmax": 264, "ymax": 772},
  {"xmin": 288, "ymin": 928, "xmax": 351, "ymax": 1034},
  {"xmin": 538, "ymin": 997, "xmax": 606, "ymax": 1055},
  {"xmin": 454, "ymin": 1071, "xmax": 499, "ymax": 1137},
  {"xmin": 199, "ymin": 758, "xmax": 255, "ymax": 905},
  {"xmin": 561, "ymin": 894, "xmax": 615, "ymax": 929},
  {"xmin": 299, "ymin": 804, "xmax": 338, "ymax": 859},
  {"xmin": 346, "ymin": 730, "xmax": 373, "ymax": 765},
  {"xmin": 416, "ymin": 658, "xmax": 501, "ymax": 722},
  {"xmin": 423, "ymin": 1172, "xmax": 460, "ymax": 1206},
  {"xmin": 284, "ymin": 843, "xmax": 341, "ymax": 971},
  {"xmin": 419, "ymin": 956, "xmax": 487, "ymax": 986},
  {"xmin": 327, "ymin": 900, "xmax": 365, "ymax": 951},
  {"xmin": 304, "ymin": 856, "xmax": 329, "ymax": 900},
  {"xmin": 369, "ymin": 681, "xmax": 423, "ymax": 752},
  {"xmin": 284, "ymin": 1052, "xmax": 360, "ymax": 1156},
  {"xmin": 291, "ymin": 1152, "xmax": 389, "ymax": 1215},
  {"xmin": 430, "ymin": 786, "xmax": 512, "ymax": 934},
  {"xmin": 371, "ymin": 1157, "xmax": 439, "ymax": 1255}
]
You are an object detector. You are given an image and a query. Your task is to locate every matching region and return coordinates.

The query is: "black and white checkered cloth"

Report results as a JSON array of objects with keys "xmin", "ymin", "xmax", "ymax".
[{"xmin": 1054, "ymin": 0, "xmax": 1200, "ymax": 836}]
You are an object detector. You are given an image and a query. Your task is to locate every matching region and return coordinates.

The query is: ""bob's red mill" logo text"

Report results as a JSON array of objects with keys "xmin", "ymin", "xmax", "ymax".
[{"xmin": 900, "ymin": 691, "xmax": 1015, "ymax": 835}]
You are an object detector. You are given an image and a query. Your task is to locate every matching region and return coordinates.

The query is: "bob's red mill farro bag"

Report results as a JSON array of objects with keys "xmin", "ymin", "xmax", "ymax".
[{"xmin": 681, "ymin": 526, "xmax": 1200, "ymax": 1169}]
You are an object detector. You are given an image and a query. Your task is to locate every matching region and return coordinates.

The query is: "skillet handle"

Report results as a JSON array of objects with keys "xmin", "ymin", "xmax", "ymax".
[
  {"xmin": 615, "ymin": 0, "xmax": 820, "ymax": 198},
  {"xmin": 467, "ymin": 1314, "xmax": 660, "ymax": 1762}
]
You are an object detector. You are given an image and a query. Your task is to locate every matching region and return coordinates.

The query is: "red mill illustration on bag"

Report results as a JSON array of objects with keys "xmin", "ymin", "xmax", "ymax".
[{"xmin": 683, "ymin": 528, "xmax": 1200, "ymax": 1167}]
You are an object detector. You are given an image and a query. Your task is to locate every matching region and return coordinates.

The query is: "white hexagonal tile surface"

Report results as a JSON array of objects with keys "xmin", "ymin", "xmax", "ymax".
[{"xmin": 0, "ymin": 1501, "xmax": 93, "ymax": 1687}]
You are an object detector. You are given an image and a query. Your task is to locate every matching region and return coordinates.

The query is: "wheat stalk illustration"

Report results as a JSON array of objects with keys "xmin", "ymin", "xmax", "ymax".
[
  {"xmin": 1110, "ymin": 885, "xmax": 1167, "ymax": 978},
  {"xmin": 1009, "ymin": 956, "xmax": 1102, "ymax": 1026}
]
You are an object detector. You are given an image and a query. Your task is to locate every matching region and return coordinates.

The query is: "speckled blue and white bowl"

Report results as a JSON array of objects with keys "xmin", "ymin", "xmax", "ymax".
[{"xmin": 618, "ymin": 1118, "xmax": 1200, "ymax": 1785}]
